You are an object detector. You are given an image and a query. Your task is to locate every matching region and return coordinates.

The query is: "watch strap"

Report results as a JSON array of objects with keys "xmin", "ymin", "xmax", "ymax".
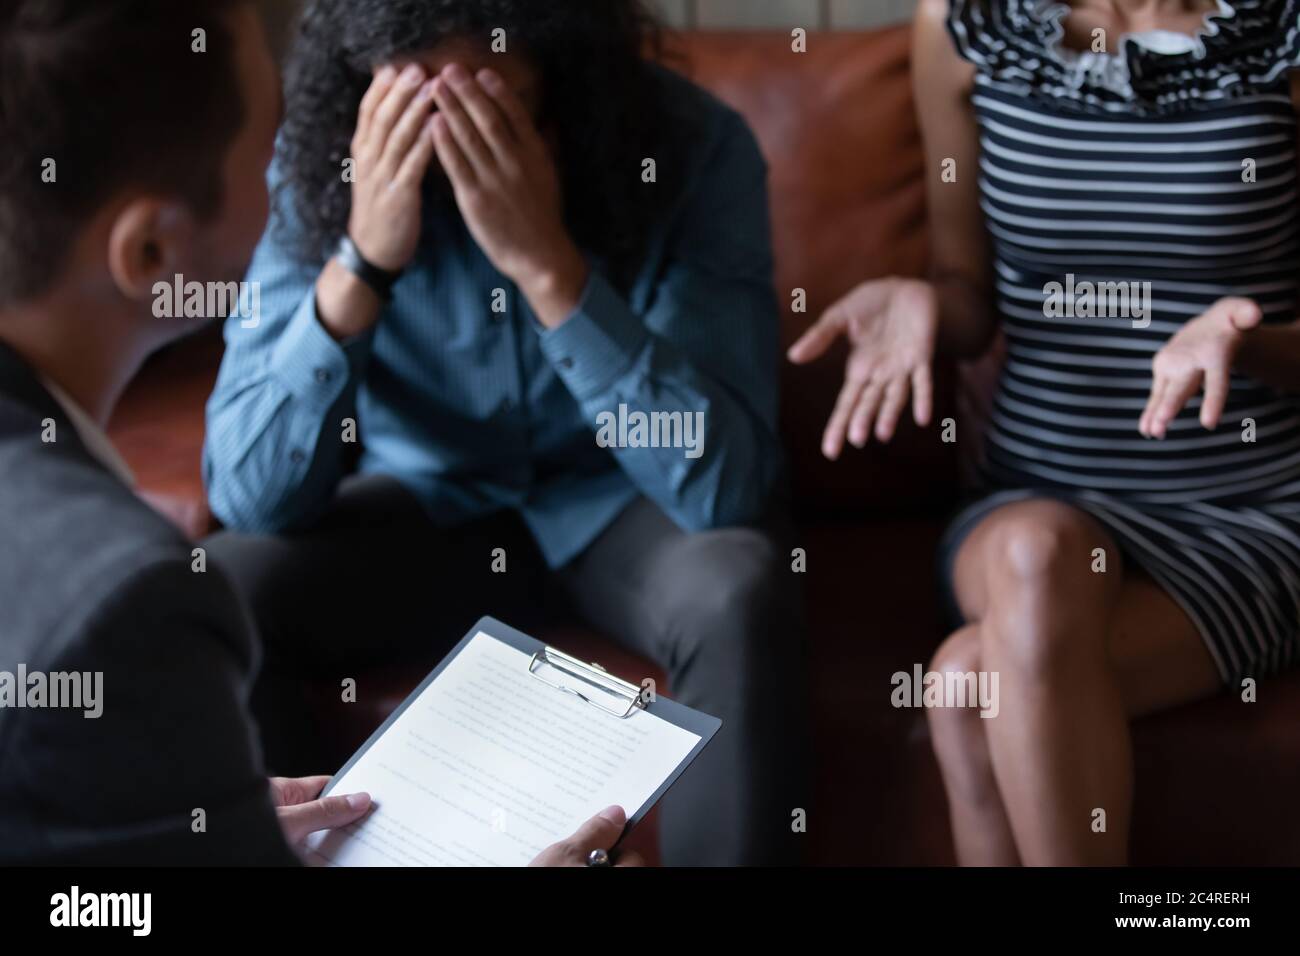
[{"xmin": 335, "ymin": 235, "xmax": 402, "ymax": 300}]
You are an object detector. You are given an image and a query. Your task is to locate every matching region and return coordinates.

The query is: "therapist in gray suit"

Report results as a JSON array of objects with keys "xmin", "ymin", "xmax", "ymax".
[{"xmin": 0, "ymin": 0, "xmax": 628, "ymax": 867}]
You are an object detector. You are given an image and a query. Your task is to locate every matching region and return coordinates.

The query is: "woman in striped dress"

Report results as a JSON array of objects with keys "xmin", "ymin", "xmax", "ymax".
[{"xmin": 790, "ymin": 0, "xmax": 1300, "ymax": 864}]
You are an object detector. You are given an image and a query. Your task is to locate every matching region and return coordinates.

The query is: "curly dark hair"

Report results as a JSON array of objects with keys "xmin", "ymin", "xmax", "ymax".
[{"xmin": 276, "ymin": 0, "xmax": 684, "ymax": 288}]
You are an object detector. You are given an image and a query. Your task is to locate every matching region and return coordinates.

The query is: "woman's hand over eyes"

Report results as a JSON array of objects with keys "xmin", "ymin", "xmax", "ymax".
[
  {"xmin": 427, "ymin": 63, "xmax": 587, "ymax": 328},
  {"xmin": 348, "ymin": 63, "xmax": 439, "ymax": 273}
]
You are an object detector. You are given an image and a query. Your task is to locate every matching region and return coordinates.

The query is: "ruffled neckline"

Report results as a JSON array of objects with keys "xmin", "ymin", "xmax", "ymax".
[
  {"xmin": 1035, "ymin": 0, "xmax": 1237, "ymax": 63},
  {"xmin": 947, "ymin": 0, "xmax": 1300, "ymax": 115},
  {"xmin": 1032, "ymin": 0, "xmax": 1238, "ymax": 95}
]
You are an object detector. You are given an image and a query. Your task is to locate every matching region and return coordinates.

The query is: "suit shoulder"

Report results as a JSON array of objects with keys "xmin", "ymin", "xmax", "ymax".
[{"xmin": 0, "ymin": 422, "xmax": 238, "ymax": 667}]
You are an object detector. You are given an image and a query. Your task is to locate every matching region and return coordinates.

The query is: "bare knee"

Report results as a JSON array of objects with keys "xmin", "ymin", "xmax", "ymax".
[
  {"xmin": 990, "ymin": 502, "xmax": 1105, "ymax": 583},
  {"xmin": 970, "ymin": 501, "xmax": 1117, "ymax": 678},
  {"xmin": 925, "ymin": 629, "xmax": 988, "ymax": 751},
  {"xmin": 925, "ymin": 628, "xmax": 1003, "ymax": 804}
]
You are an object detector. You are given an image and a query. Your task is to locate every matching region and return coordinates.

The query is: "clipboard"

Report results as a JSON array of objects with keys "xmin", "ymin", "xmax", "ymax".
[{"xmin": 319, "ymin": 615, "xmax": 722, "ymax": 852}]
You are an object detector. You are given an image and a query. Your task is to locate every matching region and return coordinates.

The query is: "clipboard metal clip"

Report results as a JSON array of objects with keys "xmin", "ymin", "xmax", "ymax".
[{"xmin": 528, "ymin": 646, "xmax": 646, "ymax": 719}]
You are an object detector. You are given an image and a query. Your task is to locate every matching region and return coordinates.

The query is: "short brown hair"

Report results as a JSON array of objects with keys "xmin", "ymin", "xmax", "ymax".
[{"xmin": 0, "ymin": 0, "xmax": 249, "ymax": 306}]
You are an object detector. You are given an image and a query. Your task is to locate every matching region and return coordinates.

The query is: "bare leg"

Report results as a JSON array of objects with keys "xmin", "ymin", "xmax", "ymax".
[
  {"xmin": 927, "ymin": 623, "xmax": 1020, "ymax": 865},
  {"xmin": 930, "ymin": 499, "xmax": 1221, "ymax": 865}
]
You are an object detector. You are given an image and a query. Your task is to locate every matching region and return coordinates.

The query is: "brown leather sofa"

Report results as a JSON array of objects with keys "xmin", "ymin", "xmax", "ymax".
[{"xmin": 109, "ymin": 25, "xmax": 1300, "ymax": 865}]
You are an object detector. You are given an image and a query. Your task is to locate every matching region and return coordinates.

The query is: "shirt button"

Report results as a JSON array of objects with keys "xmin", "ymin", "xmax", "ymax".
[
  {"xmin": 557, "ymin": 357, "xmax": 574, "ymax": 370},
  {"xmin": 314, "ymin": 368, "xmax": 332, "ymax": 384},
  {"xmin": 290, "ymin": 449, "xmax": 306, "ymax": 464},
  {"xmin": 496, "ymin": 398, "xmax": 514, "ymax": 417}
]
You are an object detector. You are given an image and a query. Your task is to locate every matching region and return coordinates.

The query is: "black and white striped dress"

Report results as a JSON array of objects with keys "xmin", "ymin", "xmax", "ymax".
[{"xmin": 942, "ymin": 0, "xmax": 1300, "ymax": 682}]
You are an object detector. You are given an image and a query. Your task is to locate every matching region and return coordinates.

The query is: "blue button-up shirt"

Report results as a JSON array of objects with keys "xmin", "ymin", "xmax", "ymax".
[{"xmin": 203, "ymin": 72, "xmax": 781, "ymax": 568}]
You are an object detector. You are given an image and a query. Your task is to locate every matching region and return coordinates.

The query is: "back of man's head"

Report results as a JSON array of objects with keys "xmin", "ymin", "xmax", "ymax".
[{"xmin": 0, "ymin": 0, "xmax": 248, "ymax": 308}]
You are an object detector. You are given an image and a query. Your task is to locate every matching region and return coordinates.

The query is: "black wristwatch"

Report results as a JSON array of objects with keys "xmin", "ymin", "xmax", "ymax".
[{"xmin": 335, "ymin": 235, "xmax": 403, "ymax": 300}]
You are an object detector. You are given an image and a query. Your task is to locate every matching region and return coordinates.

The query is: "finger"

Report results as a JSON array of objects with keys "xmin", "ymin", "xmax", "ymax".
[
  {"xmin": 269, "ymin": 775, "xmax": 331, "ymax": 808},
  {"xmin": 430, "ymin": 74, "xmax": 494, "ymax": 175},
  {"xmin": 379, "ymin": 79, "xmax": 436, "ymax": 176},
  {"xmin": 1151, "ymin": 372, "xmax": 1202, "ymax": 439},
  {"xmin": 477, "ymin": 68, "xmax": 545, "ymax": 153},
  {"xmin": 1219, "ymin": 296, "xmax": 1263, "ymax": 333},
  {"xmin": 277, "ymin": 792, "xmax": 372, "ymax": 845},
  {"xmin": 875, "ymin": 377, "xmax": 911, "ymax": 443},
  {"xmin": 911, "ymin": 363, "xmax": 934, "ymax": 427},
  {"xmin": 1200, "ymin": 364, "xmax": 1231, "ymax": 430},
  {"xmin": 443, "ymin": 64, "xmax": 519, "ymax": 168},
  {"xmin": 395, "ymin": 116, "xmax": 439, "ymax": 189},
  {"xmin": 367, "ymin": 63, "xmax": 428, "ymax": 161},
  {"xmin": 788, "ymin": 310, "xmax": 845, "ymax": 364},
  {"xmin": 1139, "ymin": 377, "xmax": 1168, "ymax": 438},
  {"xmin": 430, "ymin": 113, "xmax": 477, "ymax": 188},
  {"xmin": 614, "ymin": 851, "xmax": 646, "ymax": 868},
  {"xmin": 356, "ymin": 64, "xmax": 398, "ymax": 146},
  {"xmin": 557, "ymin": 806, "xmax": 627, "ymax": 863},
  {"xmin": 822, "ymin": 378, "xmax": 866, "ymax": 461},
  {"xmin": 847, "ymin": 380, "xmax": 885, "ymax": 448}
]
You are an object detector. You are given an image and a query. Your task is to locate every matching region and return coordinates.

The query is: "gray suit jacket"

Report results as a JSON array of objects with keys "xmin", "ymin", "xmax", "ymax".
[{"xmin": 0, "ymin": 342, "xmax": 297, "ymax": 864}]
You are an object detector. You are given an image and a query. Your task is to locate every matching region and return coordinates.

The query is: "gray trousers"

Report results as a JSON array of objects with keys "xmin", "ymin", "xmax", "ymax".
[{"xmin": 207, "ymin": 474, "xmax": 810, "ymax": 866}]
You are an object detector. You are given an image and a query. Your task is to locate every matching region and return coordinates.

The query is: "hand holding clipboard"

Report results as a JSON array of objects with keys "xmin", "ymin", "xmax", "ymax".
[{"xmin": 306, "ymin": 617, "xmax": 721, "ymax": 866}]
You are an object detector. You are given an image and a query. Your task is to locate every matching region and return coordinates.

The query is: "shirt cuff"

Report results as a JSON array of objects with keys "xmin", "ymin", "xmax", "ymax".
[
  {"xmin": 537, "ymin": 272, "xmax": 650, "ymax": 401},
  {"xmin": 269, "ymin": 289, "xmax": 372, "ymax": 411}
]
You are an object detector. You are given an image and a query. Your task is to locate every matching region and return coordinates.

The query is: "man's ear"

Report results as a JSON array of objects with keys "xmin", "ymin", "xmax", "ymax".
[{"xmin": 105, "ymin": 198, "xmax": 196, "ymax": 301}]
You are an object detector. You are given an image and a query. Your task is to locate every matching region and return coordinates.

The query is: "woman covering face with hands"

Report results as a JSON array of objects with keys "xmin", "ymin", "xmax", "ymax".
[
  {"xmin": 426, "ymin": 63, "xmax": 590, "ymax": 328},
  {"xmin": 315, "ymin": 50, "xmax": 587, "ymax": 341},
  {"xmin": 205, "ymin": 0, "xmax": 801, "ymax": 868}
]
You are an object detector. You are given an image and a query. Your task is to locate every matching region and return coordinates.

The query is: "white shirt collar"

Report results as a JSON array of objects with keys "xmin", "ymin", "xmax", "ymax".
[{"xmin": 40, "ymin": 377, "xmax": 136, "ymax": 488}]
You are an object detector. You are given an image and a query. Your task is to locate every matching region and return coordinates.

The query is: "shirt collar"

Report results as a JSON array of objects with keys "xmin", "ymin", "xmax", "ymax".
[{"xmin": 39, "ymin": 376, "xmax": 136, "ymax": 488}]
